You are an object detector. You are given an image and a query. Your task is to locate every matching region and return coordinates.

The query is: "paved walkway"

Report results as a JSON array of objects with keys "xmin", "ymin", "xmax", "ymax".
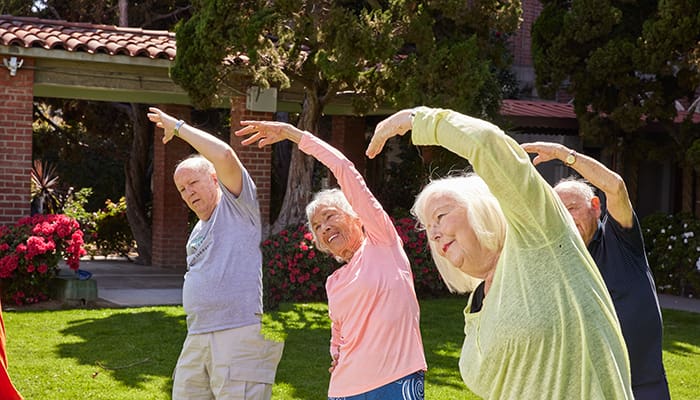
[
  {"xmin": 79, "ymin": 259, "xmax": 184, "ymax": 307},
  {"xmin": 76, "ymin": 259, "xmax": 700, "ymax": 313}
]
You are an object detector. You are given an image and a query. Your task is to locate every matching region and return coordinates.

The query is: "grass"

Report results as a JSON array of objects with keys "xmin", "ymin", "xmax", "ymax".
[{"xmin": 4, "ymin": 298, "xmax": 699, "ymax": 399}]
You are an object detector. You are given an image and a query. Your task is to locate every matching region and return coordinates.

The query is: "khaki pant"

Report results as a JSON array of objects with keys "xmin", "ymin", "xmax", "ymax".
[{"xmin": 172, "ymin": 323, "xmax": 284, "ymax": 400}]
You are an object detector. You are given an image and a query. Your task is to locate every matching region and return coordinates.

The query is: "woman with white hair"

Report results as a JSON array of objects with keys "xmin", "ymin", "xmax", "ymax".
[
  {"xmin": 366, "ymin": 107, "xmax": 633, "ymax": 399},
  {"xmin": 235, "ymin": 120, "xmax": 427, "ymax": 400}
]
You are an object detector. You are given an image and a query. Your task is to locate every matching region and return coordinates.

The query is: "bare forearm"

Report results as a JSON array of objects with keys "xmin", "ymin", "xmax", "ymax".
[
  {"xmin": 541, "ymin": 143, "xmax": 633, "ymax": 226},
  {"xmin": 175, "ymin": 122, "xmax": 240, "ymax": 167}
]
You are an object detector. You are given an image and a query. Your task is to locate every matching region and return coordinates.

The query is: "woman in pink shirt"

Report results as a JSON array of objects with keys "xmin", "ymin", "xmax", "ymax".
[{"xmin": 236, "ymin": 120, "xmax": 427, "ymax": 400}]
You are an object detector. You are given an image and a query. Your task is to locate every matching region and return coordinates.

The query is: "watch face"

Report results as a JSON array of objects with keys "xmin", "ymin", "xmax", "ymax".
[{"xmin": 566, "ymin": 153, "xmax": 576, "ymax": 165}]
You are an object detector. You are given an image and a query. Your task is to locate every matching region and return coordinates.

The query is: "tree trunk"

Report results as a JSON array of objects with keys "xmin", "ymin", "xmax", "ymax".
[
  {"xmin": 124, "ymin": 103, "xmax": 153, "ymax": 264},
  {"xmin": 270, "ymin": 90, "xmax": 323, "ymax": 234},
  {"xmin": 118, "ymin": 0, "xmax": 128, "ymax": 26}
]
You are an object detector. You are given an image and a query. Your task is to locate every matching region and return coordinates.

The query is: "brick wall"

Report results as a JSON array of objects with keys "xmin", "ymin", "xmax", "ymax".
[
  {"xmin": 229, "ymin": 96, "xmax": 273, "ymax": 232},
  {"xmin": 511, "ymin": 0, "xmax": 543, "ymax": 67},
  {"xmin": 0, "ymin": 57, "xmax": 34, "ymax": 225},
  {"xmin": 151, "ymin": 105, "xmax": 192, "ymax": 268},
  {"xmin": 331, "ymin": 115, "xmax": 367, "ymax": 174}
]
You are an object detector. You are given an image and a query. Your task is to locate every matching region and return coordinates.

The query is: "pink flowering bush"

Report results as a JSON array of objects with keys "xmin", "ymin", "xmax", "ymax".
[
  {"xmin": 262, "ymin": 217, "xmax": 446, "ymax": 309},
  {"xmin": 0, "ymin": 214, "xmax": 86, "ymax": 305},
  {"xmin": 262, "ymin": 224, "xmax": 338, "ymax": 309},
  {"xmin": 392, "ymin": 216, "xmax": 445, "ymax": 297}
]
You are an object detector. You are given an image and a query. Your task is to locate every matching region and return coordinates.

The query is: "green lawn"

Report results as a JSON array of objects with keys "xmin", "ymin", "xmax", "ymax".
[{"xmin": 4, "ymin": 298, "xmax": 699, "ymax": 399}]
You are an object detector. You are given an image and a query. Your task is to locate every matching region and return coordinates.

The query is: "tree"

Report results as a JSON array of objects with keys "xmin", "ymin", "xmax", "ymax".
[
  {"xmin": 173, "ymin": 0, "xmax": 521, "ymax": 233},
  {"xmin": 532, "ymin": 0, "xmax": 700, "ymax": 164}
]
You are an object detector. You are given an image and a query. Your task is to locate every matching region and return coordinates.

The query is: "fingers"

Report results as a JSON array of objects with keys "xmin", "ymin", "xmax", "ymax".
[
  {"xmin": 234, "ymin": 121, "xmax": 279, "ymax": 148},
  {"xmin": 234, "ymin": 121, "xmax": 260, "ymax": 136},
  {"xmin": 328, "ymin": 353, "xmax": 339, "ymax": 373},
  {"xmin": 365, "ymin": 134, "xmax": 388, "ymax": 159},
  {"xmin": 240, "ymin": 132, "xmax": 265, "ymax": 146}
]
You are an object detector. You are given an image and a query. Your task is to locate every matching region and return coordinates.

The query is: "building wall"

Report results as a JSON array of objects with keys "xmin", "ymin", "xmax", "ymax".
[
  {"xmin": 0, "ymin": 57, "xmax": 33, "ymax": 224},
  {"xmin": 510, "ymin": 0, "xmax": 543, "ymax": 98}
]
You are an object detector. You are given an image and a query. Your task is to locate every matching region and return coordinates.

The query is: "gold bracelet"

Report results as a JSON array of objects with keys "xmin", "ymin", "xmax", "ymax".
[{"xmin": 173, "ymin": 119, "xmax": 185, "ymax": 137}]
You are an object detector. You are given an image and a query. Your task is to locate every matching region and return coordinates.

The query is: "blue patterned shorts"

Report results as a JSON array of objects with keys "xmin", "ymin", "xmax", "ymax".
[{"xmin": 329, "ymin": 370, "xmax": 425, "ymax": 400}]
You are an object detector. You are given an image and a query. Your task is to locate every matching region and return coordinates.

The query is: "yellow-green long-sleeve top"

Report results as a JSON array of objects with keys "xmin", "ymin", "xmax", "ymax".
[{"xmin": 411, "ymin": 107, "xmax": 633, "ymax": 399}]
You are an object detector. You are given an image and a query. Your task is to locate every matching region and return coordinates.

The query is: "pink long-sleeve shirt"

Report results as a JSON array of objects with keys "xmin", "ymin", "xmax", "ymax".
[{"xmin": 298, "ymin": 132, "xmax": 427, "ymax": 397}]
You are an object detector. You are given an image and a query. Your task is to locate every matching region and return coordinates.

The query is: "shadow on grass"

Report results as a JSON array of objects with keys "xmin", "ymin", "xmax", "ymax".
[
  {"xmin": 264, "ymin": 302, "xmax": 332, "ymax": 399},
  {"xmin": 56, "ymin": 309, "xmax": 186, "ymax": 389},
  {"xmin": 662, "ymin": 309, "xmax": 700, "ymax": 356},
  {"xmin": 262, "ymin": 297, "xmax": 472, "ymax": 398},
  {"xmin": 419, "ymin": 296, "xmax": 470, "ymax": 392}
]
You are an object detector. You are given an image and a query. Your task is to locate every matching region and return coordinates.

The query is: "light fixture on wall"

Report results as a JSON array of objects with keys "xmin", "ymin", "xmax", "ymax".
[{"xmin": 3, "ymin": 56, "xmax": 24, "ymax": 76}]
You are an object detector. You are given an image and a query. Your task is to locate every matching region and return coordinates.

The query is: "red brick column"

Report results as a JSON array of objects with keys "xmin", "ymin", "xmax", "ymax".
[
  {"xmin": 151, "ymin": 105, "xmax": 192, "ymax": 268},
  {"xmin": 0, "ymin": 58, "xmax": 34, "ymax": 225},
  {"xmin": 229, "ymin": 95, "xmax": 273, "ymax": 233},
  {"xmin": 331, "ymin": 115, "xmax": 367, "ymax": 174}
]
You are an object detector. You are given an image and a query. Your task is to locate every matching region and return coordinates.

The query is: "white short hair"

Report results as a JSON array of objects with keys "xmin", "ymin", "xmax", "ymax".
[
  {"xmin": 305, "ymin": 189, "xmax": 359, "ymax": 256},
  {"xmin": 554, "ymin": 177, "xmax": 595, "ymax": 202},
  {"xmin": 411, "ymin": 174, "xmax": 506, "ymax": 293},
  {"xmin": 174, "ymin": 154, "xmax": 215, "ymax": 177}
]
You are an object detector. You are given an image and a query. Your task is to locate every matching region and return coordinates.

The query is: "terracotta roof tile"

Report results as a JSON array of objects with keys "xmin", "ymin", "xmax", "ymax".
[
  {"xmin": 501, "ymin": 99, "xmax": 575, "ymax": 119},
  {"xmin": 0, "ymin": 15, "xmax": 176, "ymax": 60},
  {"xmin": 502, "ymin": 99, "xmax": 700, "ymax": 123}
]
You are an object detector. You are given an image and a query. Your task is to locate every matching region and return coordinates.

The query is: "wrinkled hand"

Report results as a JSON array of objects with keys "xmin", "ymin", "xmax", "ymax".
[
  {"xmin": 365, "ymin": 109, "xmax": 414, "ymax": 159},
  {"xmin": 520, "ymin": 142, "xmax": 566, "ymax": 166},
  {"xmin": 234, "ymin": 120, "xmax": 303, "ymax": 147},
  {"xmin": 147, "ymin": 107, "xmax": 179, "ymax": 144},
  {"xmin": 328, "ymin": 352, "xmax": 340, "ymax": 374}
]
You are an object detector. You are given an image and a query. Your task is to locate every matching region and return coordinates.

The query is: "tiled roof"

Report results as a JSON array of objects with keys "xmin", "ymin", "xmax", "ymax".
[
  {"xmin": 0, "ymin": 15, "xmax": 176, "ymax": 60},
  {"xmin": 502, "ymin": 99, "xmax": 700, "ymax": 123},
  {"xmin": 501, "ymin": 99, "xmax": 575, "ymax": 119}
]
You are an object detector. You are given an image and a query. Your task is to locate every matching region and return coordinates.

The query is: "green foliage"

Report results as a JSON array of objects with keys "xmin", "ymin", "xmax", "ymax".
[
  {"xmin": 90, "ymin": 197, "xmax": 135, "ymax": 258},
  {"xmin": 174, "ymin": 0, "xmax": 521, "ymax": 116},
  {"xmin": 15, "ymin": 0, "xmax": 192, "ymax": 30},
  {"xmin": 532, "ymin": 0, "xmax": 700, "ymax": 155},
  {"xmin": 262, "ymin": 217, "xmax": 446, "ymax": 310},
  {"xmin": 372, "ymin": 134, "xmax": 427, "ymax": 213},
  {"xmin": 642, "ymin": 212, "xmax": 700, "ymax": 297},
  {"xmin": 33, "ymin": 102, "xmax": 127, "ymax": 212},
  {"xmin": 0, "ymin": 214, "xmax": 86, "ymax": 305},
  {"xmin": 62, "ymin": 188, "xmax": 95, "ymax": 228},
  {"xmin": 0, "ymin": 0, "xmax": 35, "ymax": 15}
]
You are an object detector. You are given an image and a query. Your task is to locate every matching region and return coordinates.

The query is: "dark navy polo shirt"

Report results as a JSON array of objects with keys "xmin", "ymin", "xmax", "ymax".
[{"xmin": 588, "ymin": 212, "xmax": 668, "ymax": 390}]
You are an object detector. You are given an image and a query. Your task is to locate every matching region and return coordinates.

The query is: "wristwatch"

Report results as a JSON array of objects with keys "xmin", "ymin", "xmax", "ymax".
[
  {"xmin": 565, "ymin": 150, "xmax": 577, "ymax": 166},
  {"xmin": 173, "ymin": 119, "xmax": 185, "ymax": 137}
]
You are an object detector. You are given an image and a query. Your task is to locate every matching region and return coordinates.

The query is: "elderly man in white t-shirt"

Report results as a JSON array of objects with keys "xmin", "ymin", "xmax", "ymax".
[{"xmin": 147, "ymin": 108, "xmax": 284, "ymax": 400}]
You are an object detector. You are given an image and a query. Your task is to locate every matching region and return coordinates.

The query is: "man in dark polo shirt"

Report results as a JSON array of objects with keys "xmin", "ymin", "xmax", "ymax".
[{"xmin": 522, "ymin": 142, "xmax": 670, "ymax": 400}]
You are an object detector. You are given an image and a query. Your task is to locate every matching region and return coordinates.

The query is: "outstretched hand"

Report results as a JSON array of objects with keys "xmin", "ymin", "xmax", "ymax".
[
  {"xmin": 147, "ymin": 107, "xmax": 179, "ymax": 144},
  {"xmin": 365, "ymin": 109, "xmax": 414, "ymax": 159},
  {"xmin": 520, "ymin": 142, "xmax": 566, "ymax": 166},
  {"xmin": 234, "ymin": 120, "xmax": 303, "ymax": 147}
]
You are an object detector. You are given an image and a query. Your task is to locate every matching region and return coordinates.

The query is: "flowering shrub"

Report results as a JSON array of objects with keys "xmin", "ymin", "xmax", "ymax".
[
  {"xmin": 262, "ymin": 224, "xmax": 338, "ymax": 310},
  {"xmin": 0, "ymin": 214, "xmax": 86, "ymax": 305},
  {"xmin": 262, "ymin": 218, "xmax": 446, "ymax": 310},
  {"xmin": 393, "ymin": 217, "xmax": 446, "ymax": 297},
  {"xmin": 642, "ymin": 212, "xmax": 700, "ymax": 297}
]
